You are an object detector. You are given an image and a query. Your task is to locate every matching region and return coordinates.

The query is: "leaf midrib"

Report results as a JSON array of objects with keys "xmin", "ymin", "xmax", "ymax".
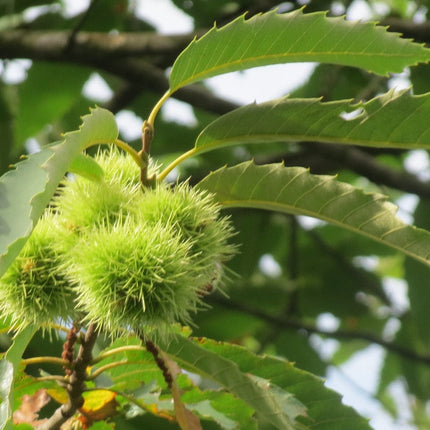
[
  {"xmin": 173, "ymin": 50, "xmax": 419, "ymax": 90},
  {"xmin": 219, "ymin": 199, "xmax": 426, "ymax": 264}
]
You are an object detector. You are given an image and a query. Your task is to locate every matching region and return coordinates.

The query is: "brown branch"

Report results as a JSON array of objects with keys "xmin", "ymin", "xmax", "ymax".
[
  {"xmin": 0, "ymin": 30, "xmax": 195, "ymax": 59},
  {"xmin": 210, "ymin": 297, "xmax": 430, "ymax": 365},
  {"xmin": 0, "ymin": 30, "xmax": 238, "ymax": 116},
  {"xmin": 306, "ymin": 228, "xmax": 391, "ymax": 304},
  {"xmin": 309, "ymin": 142, "xmax": 430, "ymax": 199},
  {"xmin": 39, "ymin": 324, "xmax": 98, "ymax": 430},
  {"xmin": 383, "ymin": 17, "xmax": 430, "ymax": 44},
  {"xmin": 103, "ymin": 82, "xmax": 143, "ymax": 114},
  {"xmin": 3, "ymin": 28, "xmax": 430, "ymax": 199},
  {"xmin": 61, "ymin": 322, "xmax": 80, "ymax": 376},
  {"xmin": 64, "ymin": 0, "xmax": 101, "ymax": 53},
  {"xmin": 142, "ymin": 337, "xmax": 173, "ymax": 389}
]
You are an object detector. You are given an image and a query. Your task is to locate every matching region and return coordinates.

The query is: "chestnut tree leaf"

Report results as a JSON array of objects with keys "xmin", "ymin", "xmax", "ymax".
[
  {"xmin": 197, "ymin": 161, "xmax": 430, "ymax": 267},
  {"xmin": 0, "ymin": 326, "xmax": 36, "ymax": 430},
  {"xmin": 169, "ymin": 8, "xmax": 430, "ymax": 92},
  {"xmin": 162, "ymin": 334, "xmax": 371, "ymax": 430},
  {"xmin": 0, "ymin": 107, "xmax": 118, "ymax": 278},
  {"xmin": 194, "ymin": 90, "xmax": 430, "ymax": 154},
  {"xmin": 161, "ymin": 335, "xmax": 303, "ymax": 430}
]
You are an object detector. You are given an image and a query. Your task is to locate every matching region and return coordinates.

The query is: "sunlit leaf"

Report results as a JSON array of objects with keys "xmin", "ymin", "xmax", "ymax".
[
  {"xmin": 169, "ymin": 9, "xmax": 430, "ymax": 92},
  {"xmin": 162, "ymin": 334, "xmax": 306, "ymax": 430},
  {"xmin": 163, "ymin": 334, "xmax": 371, "ymax": 429},
  {"xmin": 0, "ymin": 107, "xmax": 118, "ymax": 278},
  {"xmin": 197, "ymin": 161, "xmax": 430, "ymax": 267}
]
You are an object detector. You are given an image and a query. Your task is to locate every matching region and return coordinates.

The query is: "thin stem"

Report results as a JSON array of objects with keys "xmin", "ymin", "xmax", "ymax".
[
  {"xmin": 147, "ymin": 90, "xmax": 172, "ymax": 127},
  {"xmin": 157, "ymin": 147, "xmax": 198, "ymax": 182},
  {"xmin": 139, "ymin": 121, "xmax": 156, "ymax": 186},
  {"xmin": 91, "ymin": 345, "xmax": 146, "ymax": 365},
  {"xmin": 211, "ymin": 297, "xmax": 430, "ymax": 365},
  {"xmin": 44, "ymin": 323, "xmax": 72, "ymax": 335},
  {"xmin": 87, "ymin": 361, "xmax": 134, "ymax": 381},
  {"xmin": 22, "ymin": 356, "xmax": 70, "ymax": 367},
  {"xmin": 113, "ymin": 139, "xmax": 144, "ymax": 168},
  {"xmin": 82, "ymin": 138, "xmax": 144, "ymax": 169},
  {"xmin": 35, "ymin": 375, "xmax": 68, "ymax": 384}
]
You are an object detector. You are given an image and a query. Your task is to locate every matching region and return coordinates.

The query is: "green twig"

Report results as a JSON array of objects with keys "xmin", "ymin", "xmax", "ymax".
[
  {"xmin": 82, "ymin": 138, "xmax": 144, "ymax": 169},
  {"xmin": 157, "ymin": 147, "xmax": 197, "ymax": 182},
  {"xmin": 147, "ymin": 90, "xmax": 172, "ymax": 127},
  {"xmin": 21, "ymin": 356, "xmax": 70, "ymax": 367},
  {"xmin": 91, "ymin": 345, "xmax": 146, "ymax": 365},
  {"xmin": 86, "ymin": 361, "xmax": 140, "ymax": 381}
]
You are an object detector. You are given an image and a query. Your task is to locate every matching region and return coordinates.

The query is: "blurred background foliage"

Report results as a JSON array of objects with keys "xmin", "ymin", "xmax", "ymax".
[{"xmin": 2, "ymin": 0, "xmax": 430, "ymax": 428}]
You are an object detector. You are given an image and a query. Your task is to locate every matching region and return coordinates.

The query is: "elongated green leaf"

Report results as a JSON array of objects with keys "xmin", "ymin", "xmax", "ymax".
[
  {"xmin": 95, "ymin": 337, "xmax": 256, "ymax": 429},
  {"xmin": 0, "ymin": 327, "xmax": 35, "ymax": 430},
  {"xmin": 201, "ymin": 339, "xmax": 371, "ymax": 430},
  {"xmin": 163, "ymin": 334, "xmax": 371, "ymax": 430},
  {"xmin": 194, "ymin": 90, "xmax": 430, "ymax": 153},
  {"xmin": 197, "ymin": 161, "xmax": 430, "ymax": 267},
  {"xmin": 169, "ymin": 9, "xmax": 430, "ymax": 92},
  {"xmin": 0, "ymin": 107, "xmax": 118, "ymax": 278},
  {"xmin": 161, "ymin": 334, "xmax": 305, "ymax": 430}
]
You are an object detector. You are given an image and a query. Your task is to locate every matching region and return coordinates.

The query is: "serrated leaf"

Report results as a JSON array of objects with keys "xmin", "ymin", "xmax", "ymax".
[
  {"xmin": 93, "ymin": 338, "xmax": 166, "ymax": 391},
  {"xmin": 0, "ymin": 107, "xmax": 118, "ymax": 278},
  {"xmin": 163, "ymin": 334, "xmax": 371, "ymax": 430},
  {"xmin": 197, "ymin": 161, "xmax": 430, "ymax": 267},
  {"xmin": 169, "ymin": 9, "xmax": 430, "ymax": 92},
  {"xmin": 194, "ymin": 90, "xmax": 430, "ymax": 154},
  {"xmin": 180, "ymin": 386, "xmax": 256, "ymax": 430},
  {"xmin": 0, "ymin": 327, "xmax": 35, "ymax": 430},
  {"xmin": 405, "ymin": 200, "xmax": 430, "ymax": 344},
  {"xmin": 161, "ymin": 334, "xmax": 306, "ymax": 430},
  {"xmin": 95, "ymin": 337, "xmax": 256, "ymax": 429}
]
